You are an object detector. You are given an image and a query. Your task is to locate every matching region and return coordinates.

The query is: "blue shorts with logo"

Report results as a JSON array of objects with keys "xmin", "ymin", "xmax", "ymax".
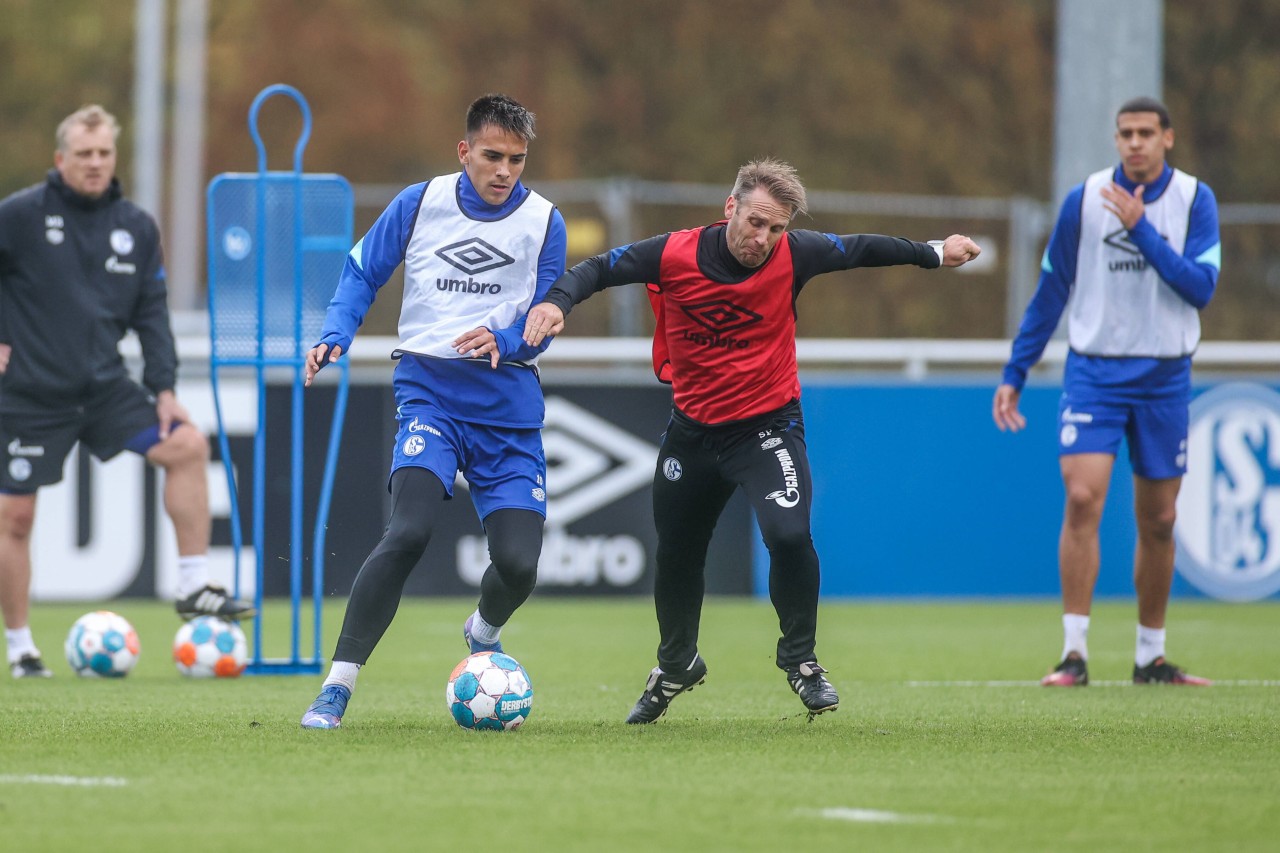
[
  {"xmin": 390, "ymin": 400, "xmax": 546, "ymax": 521},
  {"xmin": 1057, "ymin": 392, "xmax": 1189, "ymax": 479}
]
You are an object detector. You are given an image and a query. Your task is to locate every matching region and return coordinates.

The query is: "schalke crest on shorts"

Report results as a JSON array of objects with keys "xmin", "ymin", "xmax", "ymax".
[{"xmin": 1175, "ymin": 382, "xmax": 1280, "ymax": 601}]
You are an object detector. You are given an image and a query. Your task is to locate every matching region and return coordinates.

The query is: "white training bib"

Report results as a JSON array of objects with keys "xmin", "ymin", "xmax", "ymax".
[
  {"xmin": 1069, "ymin": 167, "xmax": 1201, "ymax": 357},
  {"xmin": 397, "ymin": 173, "xmax": 553, "ymax": 361}
]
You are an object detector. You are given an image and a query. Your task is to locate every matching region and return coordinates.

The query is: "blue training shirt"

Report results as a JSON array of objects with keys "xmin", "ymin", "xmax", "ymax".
[{"xmin": 315, "ymin": 171, "xmax": 567, "ymax": 427}]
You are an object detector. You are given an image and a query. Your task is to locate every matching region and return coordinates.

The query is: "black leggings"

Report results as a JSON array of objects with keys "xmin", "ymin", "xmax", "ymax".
[
  {"xmin": 652, "ymin": 404, "xmax": 820, "ymax": 671},
  {"xmin": 333, "ymin": 466, "xmax": 543, "ymax": 664}
]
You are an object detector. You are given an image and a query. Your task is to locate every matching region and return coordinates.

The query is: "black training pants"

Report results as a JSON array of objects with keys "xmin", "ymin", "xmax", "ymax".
[
  {"xmin": 333, "ymin": 466, "xmax": 543, "ymax": 664},
  {"xmin": 651, "ymin": 402, "xmax": 820, "ymax": 671}
]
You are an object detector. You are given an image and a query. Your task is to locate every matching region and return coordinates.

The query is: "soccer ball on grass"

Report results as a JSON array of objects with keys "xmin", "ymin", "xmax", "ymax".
[
  {"xmin": 173, "ymin": 616, "xmax": 248, "ymax": 678},
  {"xmin": 64, "ymin": 610, "xmax": 140, "ymax": 677},
  {"xmin": 446, "ymin": 651, "xmax": 533, "ymax": 731}
]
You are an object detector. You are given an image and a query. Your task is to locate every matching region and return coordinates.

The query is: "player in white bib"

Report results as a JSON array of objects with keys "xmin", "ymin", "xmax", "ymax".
[
  {"xmin": 300, "ymin": 94, "xmax": 566, "ymax": 728},
  {"xmin": 994, "ymin": 97, "xmax": 1220, "ymax": 687}
]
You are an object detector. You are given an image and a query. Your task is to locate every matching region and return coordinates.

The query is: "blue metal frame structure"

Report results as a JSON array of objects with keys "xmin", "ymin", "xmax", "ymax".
[{"xmin": 206, "ymin": 84, "xmax": 352, "ymax": 674}]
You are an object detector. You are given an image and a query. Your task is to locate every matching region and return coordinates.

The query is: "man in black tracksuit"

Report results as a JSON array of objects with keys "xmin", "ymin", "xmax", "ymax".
[{"xmin": 0, "ymin": 104, "xmax": 252, "ymax": 679}]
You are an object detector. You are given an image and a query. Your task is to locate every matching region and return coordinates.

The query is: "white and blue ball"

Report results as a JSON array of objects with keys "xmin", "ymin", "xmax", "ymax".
[
  {"xmin": 446, "ymin": 651, "xmax": 533, "ymax": 731},
  {"xmin": 64, "ymin": 610, "xmax": 141, "ymax": 678},
  {"xmin": 173, "ymin": 616, "xmax": 248, "ymax": 678}
]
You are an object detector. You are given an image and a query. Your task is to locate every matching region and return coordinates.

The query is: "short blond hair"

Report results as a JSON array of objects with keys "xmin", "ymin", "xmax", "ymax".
[
  {"xmin": 56, "ymin": 104, "xmax": 121, "ymax": 152},
  {"xmin": 731, "ymin": 158, "xmax": 808, "ymax": 219}
]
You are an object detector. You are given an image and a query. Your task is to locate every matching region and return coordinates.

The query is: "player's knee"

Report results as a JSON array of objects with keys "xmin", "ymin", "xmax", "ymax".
[
  {"xmin": 381, "ymin": 518, "xmax": 433, "ymax": 556},
  {"xmin": 762, "ymin": 526, "xmax": 815, "ymax": 559},
  {"xmin": 1063, "ymin": 483, "xmax": 1105, "ymax": 521},
  {"xmin": 175, "ymin": 424, "xmax": 211, "ymax": 461},
  {"xmin": 655, "ymin": 542, "xmax": 702, "ymax": 569},
  {"xmin": 490, "ymin": 542, "xmax": 538, "ymax": 592},
  {"xmin": 1138, "ymin": 506, "xmax": 1177, "ymax": 541},
  {"xmin": 0, "ymin": 499, "xmax": 36, "ymax": 539},
  {"xmin": 152, "ymin": 423, "xmax": 210, "ymax": 468}
]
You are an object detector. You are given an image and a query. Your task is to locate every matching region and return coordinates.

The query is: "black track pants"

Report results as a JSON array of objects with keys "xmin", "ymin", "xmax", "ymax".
[
  {"xmin": 333, "ymin": 467, "xmax": 543, "ymax": 664},
  {"xmin": 651, "ymin": 403, "xmax": 820, "ymax": 672}
]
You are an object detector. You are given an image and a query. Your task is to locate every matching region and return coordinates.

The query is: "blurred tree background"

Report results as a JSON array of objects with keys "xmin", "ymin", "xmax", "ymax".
[{"xmin": 2, "ymin": 0, "xmax": 1277, "ymax": 340}]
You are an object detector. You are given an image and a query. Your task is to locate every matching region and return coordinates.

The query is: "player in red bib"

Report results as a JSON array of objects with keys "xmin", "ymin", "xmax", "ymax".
[{"xmin": 525, "ymin": 159, "xmax": 980, "ymax": 721}]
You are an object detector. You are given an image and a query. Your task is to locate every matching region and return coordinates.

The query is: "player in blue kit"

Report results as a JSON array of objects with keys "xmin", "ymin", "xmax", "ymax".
[
  {"xmin": 300, "ymin": 94, "xmax": 566, "ymax": 728},
  {"xmin": 994, "ymin": 97, "xmax": 1218, "ymax": 687}
]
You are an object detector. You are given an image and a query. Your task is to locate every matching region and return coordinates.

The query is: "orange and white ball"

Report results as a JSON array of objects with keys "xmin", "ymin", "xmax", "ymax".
[{"xmin": 173, "ymin": 616, "xmax": 248, "ymax": 678}]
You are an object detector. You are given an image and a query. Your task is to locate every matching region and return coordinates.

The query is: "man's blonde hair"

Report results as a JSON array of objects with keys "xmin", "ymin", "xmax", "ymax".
[
  {"xmin": 56, "ymin": 104, "xmax": 121, "ymax": 152},
  {"xmin": 731, "ymin": 158, "xmax": 808, "ymax": 219}
]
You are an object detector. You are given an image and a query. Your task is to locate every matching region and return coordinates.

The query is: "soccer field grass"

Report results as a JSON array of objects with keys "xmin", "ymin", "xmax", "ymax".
[{"xmin": 3, "ymin": 598, "xmax": 1277, "ymax": 852}]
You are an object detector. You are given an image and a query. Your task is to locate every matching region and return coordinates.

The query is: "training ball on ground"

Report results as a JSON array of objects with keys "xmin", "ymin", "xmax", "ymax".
[
  {"xmin": 65, "ymin": 610, "xmax": 141, "ymax": 677},
  {"xmin": 173, "ymin": 616, "xmax": 248, "ymax": 678},
  {"xmin": 446, "ymin": 651, "xmax": 533, "ymax": 731}
]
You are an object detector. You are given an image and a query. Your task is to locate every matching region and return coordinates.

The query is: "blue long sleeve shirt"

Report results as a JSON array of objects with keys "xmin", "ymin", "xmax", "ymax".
[{"xmin": 317, "ymin": 171, "xmax": 567, "ymax": 427}]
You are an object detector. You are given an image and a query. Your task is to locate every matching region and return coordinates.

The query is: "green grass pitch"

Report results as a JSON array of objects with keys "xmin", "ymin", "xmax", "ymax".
[{"xmin": 2, "ymin": 597, "xmax": 1277, "ymax": 852}]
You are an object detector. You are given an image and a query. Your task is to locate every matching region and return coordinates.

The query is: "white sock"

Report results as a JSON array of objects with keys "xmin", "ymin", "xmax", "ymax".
[
  {"xmin": 1062, "ymin": 613, "xmax": 1090, "ymax": 660},
  {"xmin": 1136, "ymin": 625, "xmax": 1166, "ymax": 668},
  {"xmin": 467, "ymin": 609, "xmax": 501, "ymax": 645},
  {"xmin": 322, "ymin": 661, "xmax": 361, "ymax": 693},
  {"xmin": 5, "ymin": 626, "xmax": 39, "ymax": 664},
  {"xmin": 177, "ymin": 554, "xmax": 211, "ymax": 598}
]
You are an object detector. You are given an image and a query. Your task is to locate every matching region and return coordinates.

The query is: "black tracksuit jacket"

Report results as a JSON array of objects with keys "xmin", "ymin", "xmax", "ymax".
[{"xmin": 0, "ymin": 170, "xmax": 176, "ymax": 409}]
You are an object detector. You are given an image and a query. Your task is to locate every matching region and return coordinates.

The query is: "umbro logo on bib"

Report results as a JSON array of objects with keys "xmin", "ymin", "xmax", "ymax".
[
  {"xmin": 1102, "ymin": 228, "xmax": 1142, "ymax": 255},
  {"xmin": 435, "ymin": 238, "xmax": 515, "ymax": 275}
]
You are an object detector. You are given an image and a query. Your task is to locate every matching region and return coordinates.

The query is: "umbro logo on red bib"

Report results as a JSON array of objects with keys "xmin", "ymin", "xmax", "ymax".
[{"xmin": 679, "ymin": 299, "xmax": 762, "ymax": 334}]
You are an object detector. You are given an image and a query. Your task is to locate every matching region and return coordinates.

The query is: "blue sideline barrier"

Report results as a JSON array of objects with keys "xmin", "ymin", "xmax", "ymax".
[{"xmin": 753, "ymin": 380, "xmax": 1280, "ymax": 600}]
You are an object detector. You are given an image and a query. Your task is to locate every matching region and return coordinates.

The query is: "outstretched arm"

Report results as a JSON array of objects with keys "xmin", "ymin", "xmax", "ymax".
[
  {"xmin": 523, "ymin": 233, "xmax": 669, "ymax": 346},
  {"xmin": 787, "ymin": 230, "xmax": 981, "ymax": 295}
]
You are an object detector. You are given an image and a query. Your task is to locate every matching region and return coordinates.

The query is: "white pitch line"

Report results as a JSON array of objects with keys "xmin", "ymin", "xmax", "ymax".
[
  {"xmin": 903, "ymin": 679, "xmax": 1280, "ymax": 687},
  {"xmin": 0, "ymin": 774, "xmax": 128, "ymax": 787},
  {"xmin": 802, "ymin": 807, "xmax": 955, "ymax": 825},
  {"xmin": 904, "ymin": 679, "xmax": 1040, "ymax": 687}
]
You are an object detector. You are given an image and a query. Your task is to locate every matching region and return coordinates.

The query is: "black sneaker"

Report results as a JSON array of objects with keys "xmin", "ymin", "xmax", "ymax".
[
  {"xmin": 175, "ymin": 583, "xmax": 257, "ymax": 621},
  {"xmin": 10, "ymin": 654, "xmax": 52, "ymax": 679},
  {"xmin": 1041, "ymin": 652, "xmax": 1089, "ymax": 687},
  {"xmin": 624, "ymin": 655, "xmax": 708, "ymax": 724},
  {"xmin": 785, "ymin": 661, "xmax": 839, "ymax": 718},
  {"xmin": 1133, "ymin": 656, "xmax": 1211, "ymax": 686}
]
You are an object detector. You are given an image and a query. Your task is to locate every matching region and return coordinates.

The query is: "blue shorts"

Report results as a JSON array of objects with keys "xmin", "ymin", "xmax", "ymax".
[
  {"xmin": 390, "ymin": 401, "xmax": 546, "ymax": 521},
  {"xmin": 1056, "ymin": 392, "xmax": 1188, "ymax": 479}
]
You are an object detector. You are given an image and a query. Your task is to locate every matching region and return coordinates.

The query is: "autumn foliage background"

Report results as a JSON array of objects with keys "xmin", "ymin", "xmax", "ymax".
[{"xmin": 3, "ymin": 0, "xmax": 1278, "ymax": 339}]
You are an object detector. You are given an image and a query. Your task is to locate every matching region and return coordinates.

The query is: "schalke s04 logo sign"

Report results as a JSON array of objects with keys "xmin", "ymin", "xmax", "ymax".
[{"xmin": 1175, "ymin": 382, "xmax": 1280, "ymax": 601}]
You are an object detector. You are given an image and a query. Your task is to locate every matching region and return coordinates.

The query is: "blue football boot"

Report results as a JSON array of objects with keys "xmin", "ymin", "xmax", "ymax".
[
  {"xmin": 463, "ymin": 614, "xmax": 503, "ymax": 655},
  {"xmin": 300, "ymin": 683, "xmax": 350, "ymax": 729}
]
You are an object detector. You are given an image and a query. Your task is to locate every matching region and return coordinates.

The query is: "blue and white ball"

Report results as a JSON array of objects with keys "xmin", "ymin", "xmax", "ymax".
[
  {"xmin": 65, "ymin": 610, "xmax": 141, "ymax": 677},
  {"xmin": 446, "ymin": 651, "xmax": 533, "ymax": 731},
  {"xmin": 173, "ymin": 616, "xmax": 248, "ymax": 678}
]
